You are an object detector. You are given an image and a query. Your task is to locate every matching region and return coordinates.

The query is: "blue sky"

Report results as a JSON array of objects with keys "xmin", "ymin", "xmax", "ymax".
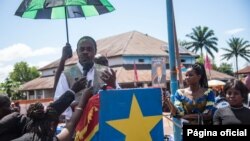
[{"xmin": 0, "ymin": 0, "xmax": 249, "ymax": 82}]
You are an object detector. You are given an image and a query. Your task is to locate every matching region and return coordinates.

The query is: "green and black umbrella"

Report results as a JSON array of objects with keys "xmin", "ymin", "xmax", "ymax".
[{"xmin": 15, "ymin": 0, "xmax": 115, "ymax": 44}]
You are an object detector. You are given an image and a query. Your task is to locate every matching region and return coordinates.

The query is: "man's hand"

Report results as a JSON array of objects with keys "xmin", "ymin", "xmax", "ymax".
[
  {"xmin": 71, "ymin": 77, "xmax": 87, "ymax": 93},
  {"xmin": 100, "ymin": 68, "xmax": 116, "ymax": 88},
  {"xmin": 79, "ymin": 81, "xmax": 94, "ymax": 105},
  {"xmin": 82, "ymin": 86, "xmax": 93, "ymax": 101},
  {"xmin": 61, "ymin": 43, "xmax": 72, "ymax": 61}
]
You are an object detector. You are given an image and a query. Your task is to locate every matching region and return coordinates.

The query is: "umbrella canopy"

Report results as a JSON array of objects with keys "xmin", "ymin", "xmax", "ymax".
[
  {"xmin": 15, "ymin": 0, "xmax": 115, "ymax": 19},
  {"xmin": 15, "ymin": 0, "xmax": 115, "ymax": 43},
  {"xmin": 208, "ymin": 80, "xmax": 226, "ymax": 87}
]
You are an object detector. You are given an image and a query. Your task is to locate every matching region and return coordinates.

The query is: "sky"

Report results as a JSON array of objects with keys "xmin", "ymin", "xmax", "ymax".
[{"xmin": 0, "ymin": 0, "xmax": 250, "ymax": 82}]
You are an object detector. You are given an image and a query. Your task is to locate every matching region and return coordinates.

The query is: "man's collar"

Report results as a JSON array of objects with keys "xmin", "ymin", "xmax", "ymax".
[
  {"xmin": 77, "ymin": 61, "xmax": 94, "ymax": 73},
  {"xmin": 77, "ymin": 62, "xmax": 83, "ymax": 73}
]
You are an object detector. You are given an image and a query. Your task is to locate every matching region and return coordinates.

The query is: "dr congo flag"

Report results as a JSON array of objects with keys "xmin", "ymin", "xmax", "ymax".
[{"xmin": 75, "ymin": 88, "xmax": 164, "ymax": 141}]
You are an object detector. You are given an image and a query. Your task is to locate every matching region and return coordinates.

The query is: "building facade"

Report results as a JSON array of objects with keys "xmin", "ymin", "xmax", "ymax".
[{"xmin": 19, "ymin": 31, "xmax": 233, "ymax": 100}]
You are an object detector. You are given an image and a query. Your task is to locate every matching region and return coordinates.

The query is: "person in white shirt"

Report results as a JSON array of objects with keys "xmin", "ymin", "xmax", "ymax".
[{"xmin": 54, "ymin": 36, "xmax": 119, "ymax": 120}]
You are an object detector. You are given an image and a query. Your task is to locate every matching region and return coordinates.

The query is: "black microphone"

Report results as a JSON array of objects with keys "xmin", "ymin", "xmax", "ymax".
[
  {"xmin": 82, "ymin": 63, "xmax": 93, "ymax": 88},
  {"xmin": 82, "ymin": 62, "xmax": 94, "ymax": 76},
  {"xmin": 83, "ymin": 68, "xmax": 89, "ymax": 77}
]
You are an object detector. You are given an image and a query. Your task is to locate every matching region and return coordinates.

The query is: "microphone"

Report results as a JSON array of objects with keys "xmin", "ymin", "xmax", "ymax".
[
  {"xmin": 82, "ymin": 62, "xmax": 94, "ymax": 77},
  {"xmin": 83, "ymin": 67, "xmax": 91, "ymax": 77}
]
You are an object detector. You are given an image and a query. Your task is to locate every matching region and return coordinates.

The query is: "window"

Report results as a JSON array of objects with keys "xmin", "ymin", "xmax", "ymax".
[
  {"xmin": 36, "ymin": 90, "xmax": 43, "ymax": 99},
  {"xmin": 138, "ymin": 59, "xmax": 144, "ymax": 63},
  {"xmin": 29, "ymin": 94, "xmax": 35, "ymax": 100}
]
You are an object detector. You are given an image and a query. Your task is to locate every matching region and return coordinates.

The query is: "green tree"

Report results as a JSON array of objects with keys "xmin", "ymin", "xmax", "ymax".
[
  {"xmin": 9, "ymin": 61, "xmax": 40, "ymax": 83},
  {"xmin": 0, "ymin": 62, "xmax": 40, "ymax": 100},
  {"xmin": 221, "ymin": 37, "xmax": 250, "ymax": 75},
  {"xmin": 186, "ymin": 26, "xmax": 218, "ymax": 58},
  {"xmin": 0, "ymin": 78, "xmax": 22, "ymax": 99},
  {"xmin": 217, "ymin": 63, "xmax": 234, "ymax": 76},
  {"xmin": 196, "ymin": 55, "xmax": 204, "ymax": 64},
  {"xmin": 178, "ymin": 40, "xmax": 191, "ymax": 49},
  {"xmin": 211, "ymin": 60, "xmax": 218, "ymax": 70}
]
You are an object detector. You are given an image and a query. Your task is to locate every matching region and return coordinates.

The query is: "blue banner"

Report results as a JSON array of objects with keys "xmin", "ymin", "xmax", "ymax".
[{"xmin": 99, "ymin": 88, "xmax": 164, "ymax": 141}]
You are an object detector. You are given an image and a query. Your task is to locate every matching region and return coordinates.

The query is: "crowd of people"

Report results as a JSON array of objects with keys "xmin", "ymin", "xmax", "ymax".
[
  {"xmin": 0, "ymin": 35, "xmax": 249, "ymax": 141},
  {"xmin": 165, "ymin": 62, "xmax": 250, "ymax": 125},
  {"xmin": 0, "ymin": 36, "xmax": 119, "ymax": 141},
  {"xmin": 0, "ymin": 77, "xmax": 92, "ymax": 141}
]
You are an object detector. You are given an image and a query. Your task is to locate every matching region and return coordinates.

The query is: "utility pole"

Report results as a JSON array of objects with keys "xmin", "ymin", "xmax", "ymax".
[{"xmin": 166, "ymin": 0, "xmax": 182, "ymax": 141}]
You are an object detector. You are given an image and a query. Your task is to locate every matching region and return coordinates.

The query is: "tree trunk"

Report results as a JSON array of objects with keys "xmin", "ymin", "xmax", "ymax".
[{"xmin": 236, "ymin": 56, "xmax": 239, "ymax": 79}]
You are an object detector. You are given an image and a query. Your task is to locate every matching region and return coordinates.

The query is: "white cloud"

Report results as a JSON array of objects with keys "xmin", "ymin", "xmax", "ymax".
[
  {"xmin": 32, "ymin": 47, "xmax": 58, "ymax": 56},
  {"xmin": 30, "ymin": 61, "xmax": 53, "ymax": 68},
  {"xmin": 225, "ymin": 28, "xmax": 245, "ymax": 35},
  {"xmin": 0, "ymin": 44, "xmax": 61, "ymax": 83},
  {"xmin": 0, "ymin": 65, "xmax": 13, "ymax": 82},
  {"xmin": 0, "ymin": 43, "xmax": 59, "ymax": 62}
]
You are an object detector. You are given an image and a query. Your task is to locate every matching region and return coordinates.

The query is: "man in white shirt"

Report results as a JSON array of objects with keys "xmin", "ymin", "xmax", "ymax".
[{"xmin": 54, "ymin": 36, "xmax": 119, "ymax": 120}]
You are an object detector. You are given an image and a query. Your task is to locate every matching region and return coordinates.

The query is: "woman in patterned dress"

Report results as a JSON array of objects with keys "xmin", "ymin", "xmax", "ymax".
[{"xmin": 174, "ymin": 63, "xmax": 215, "ymax": 125}]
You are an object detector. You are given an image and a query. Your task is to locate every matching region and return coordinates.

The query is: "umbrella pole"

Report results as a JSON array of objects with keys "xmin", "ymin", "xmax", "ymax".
[
  {"xmin": 64, "ymin": 6, "xmax": 72, "ymax": 58},
  {"xmin": 64, "ymin": 6, "xmax": 69, "ymax": 44}
]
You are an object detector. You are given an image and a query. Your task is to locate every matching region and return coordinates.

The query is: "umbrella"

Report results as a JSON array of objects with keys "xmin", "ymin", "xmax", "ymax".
[
  {"xmin": 208, "ymin": 80, "xmax": 226, "ymax": 87},
  {"xmin": 15, "ymin": 0, "xmax": 115, "ymax": 48}
]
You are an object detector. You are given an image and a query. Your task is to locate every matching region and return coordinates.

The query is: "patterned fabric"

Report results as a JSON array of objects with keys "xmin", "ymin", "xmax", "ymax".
[
  {"xmin": 174, "ymin": 88, "xmax": 215, "ymax": 124},
  {"xmin": 75, "ymin": 94, "xmax": 100, "ymax": 141},
  {"xmin": 15, "ymin": 0, "xmax": 115, "ymax": 19}
]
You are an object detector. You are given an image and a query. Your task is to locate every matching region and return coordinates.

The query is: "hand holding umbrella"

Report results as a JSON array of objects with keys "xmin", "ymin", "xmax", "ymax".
[
  {"xmin": 53, "ymin": 43, "xmax": 73, "ymax": 90},
  {"xmin": 62, "ymin": 43, "xmax": 72, "ymax": 59}
]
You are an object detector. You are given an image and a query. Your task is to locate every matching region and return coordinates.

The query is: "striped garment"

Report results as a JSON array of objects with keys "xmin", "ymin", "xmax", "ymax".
[{"xmin": 174, "ymin": 88, "xmax": 215, "ymax": 124}]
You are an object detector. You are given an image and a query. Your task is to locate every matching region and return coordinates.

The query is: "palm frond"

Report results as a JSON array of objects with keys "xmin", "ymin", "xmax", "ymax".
[
  {"xmin": 221, "ymin": 37, "xmax": 250, "ymax": 70},
  {"xmin": 186, "ymin": 26, "xmax": 218, "ymax": 57}
]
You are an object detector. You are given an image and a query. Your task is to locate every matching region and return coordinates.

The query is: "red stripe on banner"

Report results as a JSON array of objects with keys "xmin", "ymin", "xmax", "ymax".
[{"xmin": 75, "ymin": 94, "xmax": 100, "ymax": 141}]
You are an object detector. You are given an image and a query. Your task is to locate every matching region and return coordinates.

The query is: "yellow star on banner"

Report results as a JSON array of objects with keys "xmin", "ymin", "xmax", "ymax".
[{"xmin": 107, "ymin": 95, "xmax": 162, "ymax": 141}]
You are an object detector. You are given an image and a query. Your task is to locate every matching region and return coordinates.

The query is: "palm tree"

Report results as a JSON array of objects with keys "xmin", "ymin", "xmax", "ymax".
[
  {"xmin": 178, "ymin": 40, "xmax": 190, "ymax": 48},
  {"xmin": 221, "ymin": 37, "xmax": 250, "ymax": 75},
  {"xmin": 186, "ymin": 26, "xmax": 218, "ymax": 58}
]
